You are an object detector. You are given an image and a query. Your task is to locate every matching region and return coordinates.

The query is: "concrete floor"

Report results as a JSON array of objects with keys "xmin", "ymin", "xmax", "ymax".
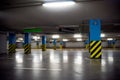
[{"xmin": 0, "ymin": 49, "xmax": 120, "ymax": 80}]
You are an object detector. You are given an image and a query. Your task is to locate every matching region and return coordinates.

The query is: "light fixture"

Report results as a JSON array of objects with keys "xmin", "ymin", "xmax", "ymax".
[
  {"xmin": 63, "ymin": 39, "xmax": 68, "ymax": 42},
  {"xmin": 101, "ymin": 33, "xmax": 105, "ymax": 37},
  {"xmin": 18, "ymin": 38, "xmax": 23, "ymax": 41},
  {"xmin": 16, "ymin": 38, "xmax": 23, "ymax": 42},
  {"xmin": 52, "ymin": 34, "xmax": 60, "ymax": 39},
  {"xmin": 76, "ymin": 39, "xmax": 82, "ymax": 41},
  {"xmin": 107, "ymin": 38, "xmax": 113, "ymax": 41},
  {"xmin": 16, "ymin": 40, "xmax": 21, "ymax": 42},
  {"xmin": 74, "ymin": 34, "xmax": 82, "ymax": 38},
  {"xmin": 32, "ymin": 36, "xmax": 40, "ymax": 41},
  {"xmin": 43, "ymin": 1, "xmax": 75, "ymax": 7}
]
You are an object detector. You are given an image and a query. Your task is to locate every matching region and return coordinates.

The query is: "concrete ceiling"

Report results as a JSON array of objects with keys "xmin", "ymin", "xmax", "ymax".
[{"xmin": 0, "ymin": 0, "xmax": 120, "ymax": 33}]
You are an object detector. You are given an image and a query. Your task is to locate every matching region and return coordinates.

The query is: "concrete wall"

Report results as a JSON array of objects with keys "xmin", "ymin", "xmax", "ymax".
[
  {"xmin": 0, "ymin": 34, "xmax": 7, "ymax": 54},
  {"xmin": 116, "ymin": 40, "xmax": 120, "ymax": 48},
  {"xmin": 66, "ymin": 42, "xmax": 85, "ymax": 48},
  {"xmin": 47, "ymin": 42, "xmax": 60, "ymax": 48}
]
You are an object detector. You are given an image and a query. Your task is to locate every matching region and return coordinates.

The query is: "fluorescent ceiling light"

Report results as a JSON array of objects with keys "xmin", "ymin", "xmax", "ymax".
[
  {"xmin": 32, "ymin": 36, "xmax": 40, "ymax": 41},
  {"xmin": 16, "ymin": 40, "xmax": 23, "ymax": 42},
  {"xmin": 43, "ymin": 1, "xmax": 75, "ymax": 7},
  {"xmin": 63, "ymin": 39, "xmax": 68, "ymax": 42},
  {"xmin": 18, "ymin": 38, "xmax": 23, "ymax": 41},
  {"xmin": 52, "ymin": 35, "xmax": 60, "ymax": 39},
  {"xmin": 74, "ymin": 34, "xmax": 82, "ymax": 38},
  {"xmin": 101, "ymin": 33, "xmax": 105, "ymax": 37},
  {"xmin": 107, "ymin": 38, "xmax": 113, "ymax": 41},
  {"xmin": 76, "ymin": 39, "xmax": 82, "ymax": 41},
  {"xmin": 16, "ymin": 40, "xmax": 21, "ymax": 42}
]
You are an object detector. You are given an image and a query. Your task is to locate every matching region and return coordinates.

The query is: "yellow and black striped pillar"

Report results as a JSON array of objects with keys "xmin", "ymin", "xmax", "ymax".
[
  {"xmin": 8, "ymin": 44, "xmax": 16, "ymax": 54},
  {"xmin": 24, "ymin": 44, "xmax": 31, "ymax": 54},
  {"xmin": 53, "ymin": 45, "xmax": 56, "ymax": 50},
  {"xmin": 42, "ymin": 35, "xmax": 46, "ymax": 51},
  {"xmin": 90, "ymin": 41, "xmax": 102, "ymax": 59},
  {"xmin": 41, "ymin": 44, "xmax": 46, "ymax": 51},
  {"xmin": 86, "ymin": 44, "xmax": 89, "ymax": 49},
  {"xmin": 8, "ymin": 33, "xmax": 16, "ymax": 54},
  {"xmin": 53, "ymin": 39, "xmax": 57, "ymax": 50},
  {"xmin": 60, "ymin": 45, "xmax": 62, "ymax": 49}
]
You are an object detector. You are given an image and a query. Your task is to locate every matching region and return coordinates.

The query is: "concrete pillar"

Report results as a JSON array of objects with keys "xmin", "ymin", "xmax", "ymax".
[
  {"xmin": 53, "ymin": 39, "xmax": 57, "ymax": 50},
  {"xmin": 89, "ymin": 19, "xmax": 102, "ymax": 59},
  {"xmin": 0, "ymin": 33, "xmax": 7, "ymax": 54},
  {"xmin": 108, "ymin": 40, "xmax": 116, "ymax": 49},
  {"xmin": 24, "ymin": 33, "xmax": 31, "ymax": 54},
  {"xmin": 8, "ymin": 33, "xmax": 16, "ymax": 54},
  {"xmin": 112, "ymin": 40, "xmax": 116, "ymax": 49},
  {"xmin": 42, "ymin": 36, "xmax": 46, "ymax": 51},
  {"xmin": 60, "ymin": 41, "xmax": 63, "ymax": 49}
]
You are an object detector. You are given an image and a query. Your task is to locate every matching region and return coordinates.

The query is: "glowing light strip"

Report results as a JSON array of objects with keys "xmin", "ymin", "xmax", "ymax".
[{"xmin": 43, "ymin": 1, "xmax": 75, "ymax": 7}]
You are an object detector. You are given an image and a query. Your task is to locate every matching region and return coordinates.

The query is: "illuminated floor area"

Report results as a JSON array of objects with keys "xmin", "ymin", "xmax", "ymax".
[{"xmin": 0, "ymin": 49, "xmax": 120, "ymax": 80}]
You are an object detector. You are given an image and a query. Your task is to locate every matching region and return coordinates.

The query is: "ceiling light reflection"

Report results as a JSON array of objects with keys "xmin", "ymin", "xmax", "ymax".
[
  {"xmin": 15, "ymin": 55, "xmax": 23, "ymax": 63},
  {"xmin": 63, "ymin": 51, "xmax": 68, "ymax": 63},
  {"xmin": 74, "ymin": 53, "xmax": 83, "ymax": 64},
  {"xmin": 43, "ymin": 1, "xmax": 75, "ymax": 8}
]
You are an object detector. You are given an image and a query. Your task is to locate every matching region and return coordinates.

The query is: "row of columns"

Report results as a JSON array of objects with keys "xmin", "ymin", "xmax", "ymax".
[
  {"xmin": 8, "ymin": 33, "xmax": 64, "ymax": 54},
  {"xmin": 7, "ymin": 19, "xmax": 103, "ymax": 59}
]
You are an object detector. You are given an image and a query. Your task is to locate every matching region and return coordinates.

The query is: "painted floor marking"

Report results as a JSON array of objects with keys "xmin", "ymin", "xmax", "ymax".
[{"xmin": 14, "ymin": 67, "xmax": 62, "ymax": 71}]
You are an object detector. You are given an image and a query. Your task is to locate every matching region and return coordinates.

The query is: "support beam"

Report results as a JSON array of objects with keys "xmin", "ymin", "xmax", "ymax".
[
  {"xmin": 53, "ymin": 39, "xmax": 56, "ymax": 50},
  {"xmin": 42, "ymin": 36, "xmax": 46, "ymax": 51},
  {"xmin": 24, "ymin": 33, "xmax": 31, "ymax": 54},
  {"xmin": 89, "ymin": 19, "xmax": 102, "ymax": 59},
  {"xmin": 60, "ymin": 41, "xmax": 63, "ymax": 50},
  {"xmin": 8, "ymin": 33, "xmax": 16, "ymax": 54}
]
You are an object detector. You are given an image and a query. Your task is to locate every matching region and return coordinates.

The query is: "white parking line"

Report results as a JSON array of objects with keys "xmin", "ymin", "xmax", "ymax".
[
  {"xmin": 14, "ymin": 67, "xmax": 47, "ymax": 70},
  {"xmin": 14, "ymin": 67, "xmax": 62, "ymax": 71}
]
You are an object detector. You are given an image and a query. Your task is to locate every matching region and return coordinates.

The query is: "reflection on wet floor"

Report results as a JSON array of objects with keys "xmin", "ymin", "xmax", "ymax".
[{"xmin": 0, "ymin": 49, "xmax": 120, "ymax": 80}]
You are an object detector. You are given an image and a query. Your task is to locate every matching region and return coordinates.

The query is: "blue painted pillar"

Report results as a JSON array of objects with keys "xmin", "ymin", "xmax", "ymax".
[
  {"xmin": 42, "ymin": 36, "xmax": 46, "ymax": 51},
  {"xmin": 60, "ymin": 41, "xmax": 63, "ymax": 49},
  {"xmin": 108, "ymin": 40, "xmax": 111, "ymax": 48},
  {"xmin": 112, "ymin": 40, "xmax": 116, "ymax": 48},
  {"xmin": 53, "ymin": 39, "xmax": 57, "ymax": 50},
  {"xmin": 24, "ymin": 33, "xmax": 31, "ymax": 54},
  {"xmin": 89, "ymin": 19, "xmax": 102, "ymax": 59},
  {"xmin": 8, "ymin": 33, "xmax": 16, "ymax": 54},
  {"xmin": 108, "ymin": 40, "xmax": 116, "ymax": 48}
]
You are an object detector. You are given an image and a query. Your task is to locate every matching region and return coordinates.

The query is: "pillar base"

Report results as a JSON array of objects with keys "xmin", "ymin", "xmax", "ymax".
[
  {"xmin": 86, "ymin": 44, "xmax": 89, "ymax": 49},
  {"xmin": 60, "ymin": 45, "xmax": 62, "ymax": 49},
  {"xmin": 53, "ymin": 45, "xmax": 56, "ymax": 50},
  {"xmin": 90, "ymin": 41, "xmax": 102, "ymax": 59},
  {"xmin": 42, "ymin": 45, "xmax": 46, "ymax": 51},
  {"xmin": 8, "ymin": 44, "xmax": 16, "ymax": 54},
  {"xmin": 36, "ymin": 45, "xmax": 39, "ymax": 49},
  {"xmin": 24, "ymin": 44, "xmax": 31, "ymax": 54}
]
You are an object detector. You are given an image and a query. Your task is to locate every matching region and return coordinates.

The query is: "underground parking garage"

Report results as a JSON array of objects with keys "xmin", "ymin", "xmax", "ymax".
[{"xmin": 0, "ymin": 0, "xmax": 120, "ymax": 80}]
